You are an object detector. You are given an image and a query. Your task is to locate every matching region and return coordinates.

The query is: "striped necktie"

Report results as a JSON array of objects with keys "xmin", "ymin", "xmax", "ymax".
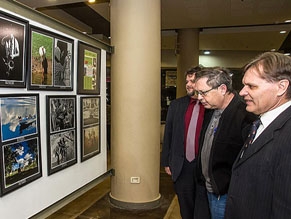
[{"xmin": 240, "ymin": 119, "xmax": 261, "ymax": 159}]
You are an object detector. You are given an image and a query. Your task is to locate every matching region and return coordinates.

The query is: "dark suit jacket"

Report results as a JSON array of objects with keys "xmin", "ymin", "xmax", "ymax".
[
  {"xmin": 161, "ymin": 95, "xmax": 191, "ymax": 182},
  {"xmin": 225, "ymin": 105, "xmax": 291, "ymax": 219},
  {"xmin": 196, "ymin": 93, "xmax": 257, "ymax": 195}
]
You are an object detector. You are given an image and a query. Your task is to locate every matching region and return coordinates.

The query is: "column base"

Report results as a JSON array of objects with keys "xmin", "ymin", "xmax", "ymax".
[{"xmin": 109, "ymin": 192, "xmax": 161, "ymax": 210}]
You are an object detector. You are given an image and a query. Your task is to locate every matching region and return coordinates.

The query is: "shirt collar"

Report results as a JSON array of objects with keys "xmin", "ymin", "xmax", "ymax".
[
  {"xmin": 260, "ymin": 100, "xmax": 291, "ymax": 129},
  {"xmin": 190, "ymin": 98, "xmax": 198, "ymax": 104}
]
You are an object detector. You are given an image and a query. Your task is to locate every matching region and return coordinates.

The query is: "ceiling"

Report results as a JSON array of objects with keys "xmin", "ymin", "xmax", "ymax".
[{"xmin": 14, "ymin": 0, "xmax": 291, "ymax": 54}]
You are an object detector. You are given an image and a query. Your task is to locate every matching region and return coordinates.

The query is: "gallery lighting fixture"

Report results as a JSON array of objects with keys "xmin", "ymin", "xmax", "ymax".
[
  {"xmin": 88, "ymin": 0, "xmax": 96, "ymax": 3},
  {"xmin": 280, "ymin": 30, "xmax": 287, "ymax": 34},
  {"xmin": 204, "ymin": 50, "xmax": 211, "ymax": 55}
]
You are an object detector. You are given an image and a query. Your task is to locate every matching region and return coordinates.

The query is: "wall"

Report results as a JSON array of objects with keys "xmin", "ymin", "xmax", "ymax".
[{"xmin": 0, "ymin": 2, "xmax": 110, "ymax": 219}]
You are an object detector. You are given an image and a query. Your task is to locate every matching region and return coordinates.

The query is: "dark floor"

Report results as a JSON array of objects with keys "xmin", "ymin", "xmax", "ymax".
[{"xmin": 46, "ymin": 167, "xmax": 176, "ymax": 219}]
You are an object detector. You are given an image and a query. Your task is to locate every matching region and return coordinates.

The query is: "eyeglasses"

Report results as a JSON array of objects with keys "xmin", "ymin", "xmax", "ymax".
[{"xmin": 196, "ymin": 85, "xmax": 220, "ymax": 97}]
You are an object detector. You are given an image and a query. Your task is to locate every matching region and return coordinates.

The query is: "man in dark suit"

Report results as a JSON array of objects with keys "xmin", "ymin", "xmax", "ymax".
[
  {"xmin": 225, "ymin": 52, "xmax": 291, "ymax": 219},
  {"xmin": 161, "ymin": 66, "xmax": 205, "ymax": 219},
  {"xmin": 194, "ymin": 67, "xmax": 256, "ymax": 219}
]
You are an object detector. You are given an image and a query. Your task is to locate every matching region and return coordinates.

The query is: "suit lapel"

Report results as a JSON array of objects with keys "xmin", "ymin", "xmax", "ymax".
[
  {"xmin": 234, "ymin": 131, "xmax": 273, "ymax": 168},
  {"xmin": 233, "ymin": 106, "xmax": 291, "ymax": 169}
]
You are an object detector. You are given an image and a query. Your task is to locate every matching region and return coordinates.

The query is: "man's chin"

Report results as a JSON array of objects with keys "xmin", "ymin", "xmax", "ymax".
[
  {"xmin": 201, "ymin": 103, "xmax": 211, "ymax": 108},
  {"xmin": 246, "ymin": 105, "xmax": 256, "ymax": 113}
]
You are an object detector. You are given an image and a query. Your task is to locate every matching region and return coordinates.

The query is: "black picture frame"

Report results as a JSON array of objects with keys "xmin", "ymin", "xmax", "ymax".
[
  {"xmin": 0, "ymin": 94, "xmax": 41, "ymax": 196},
  {"xmin": 28, "ymin": 26, "xmax": 74, "ymax": 91},
  {"xmin": 77, "ymin": 41, "xmax": 101, "ymax": 94},
  {"xmin": 0, "ymin": 11, "xmax": 28, "ymax": 88},
  {"xmin": 80, "ymin": 96, "xmax": 100, "ymax": 162},
  {"xmin": 46, "ymin": 95, "xmax": 77, "ymax": 175}
]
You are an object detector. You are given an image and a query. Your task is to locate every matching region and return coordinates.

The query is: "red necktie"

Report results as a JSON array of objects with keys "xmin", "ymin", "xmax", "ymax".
[{"xmin": 186, "ymin": 101, "xmax": 200, "ymax": 162}]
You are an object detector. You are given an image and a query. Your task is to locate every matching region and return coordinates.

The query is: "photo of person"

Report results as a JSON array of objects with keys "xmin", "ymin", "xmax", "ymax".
[
  {"xmin": 31, "ymin": 31, "xmax": 53, "ymax": 86},
  {"xmin": 77, "ymin": 42, "xmax": 100, "ymax": 94},
  {"xmin": 49, "ymin": 130, "xmax": 76, "ymax": 169},
  {"xmin": 0, "ymin": 15, "xmax": 26, "ymax": 83},
  {"xmin": 54, "ymin": 39, "xmax": 72, "ymax": 87},
  {"xmin": 80, "ymin": 96, "xmax": 100, "ymax": 161},
  {"xmin": 49, "ymin": 97, "xmax": 75, "ymax": 133}
]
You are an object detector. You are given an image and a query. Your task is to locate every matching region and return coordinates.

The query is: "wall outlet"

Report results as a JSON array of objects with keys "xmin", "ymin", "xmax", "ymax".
[{"xmin": 130, "ymin": 177, "xmax": 140, "ymax": 184}]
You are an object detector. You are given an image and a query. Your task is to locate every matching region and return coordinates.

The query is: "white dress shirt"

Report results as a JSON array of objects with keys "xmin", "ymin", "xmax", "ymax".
[{"xmin": 254, "ymin": 100, "xmax": 291, "ymax": 141}]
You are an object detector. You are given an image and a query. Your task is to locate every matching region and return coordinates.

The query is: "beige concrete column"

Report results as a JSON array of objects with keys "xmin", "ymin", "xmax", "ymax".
[
  {"xmin": 109, "ymin": 0, "xmax": 161, "ymax": 209},
  {"xmin": 176, "ymin": 29, "xmax": 199, "ymax": 98}
]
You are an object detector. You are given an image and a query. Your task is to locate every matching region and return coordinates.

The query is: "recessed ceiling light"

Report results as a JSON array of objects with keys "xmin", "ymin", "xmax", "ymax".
[
  {"xmin": 280, "ymin": 30, "xmax": 287, "ymax": 34},
  {"xmin": 284, "ymin": 53, "xmax": 291, "ymax": 56},
  {"xmin": 285, "ymin": 20, "xmax": 291, "ymax": 23},
  {"xmin": 270, "ymin": 49, "xmax": 276, "ymax": 52},
  {"xmin": 204, "ymin": 51, "xmax": 210, "ymax": 55},
  {"xmin": 88, "ymin": 0, "xmax": 96, "ymax": 3}
]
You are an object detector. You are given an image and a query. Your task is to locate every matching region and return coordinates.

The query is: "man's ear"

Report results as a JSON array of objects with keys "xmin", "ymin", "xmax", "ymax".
[
  {"xmin": 219, "ymin": 84, "xmax": 227, "ymax": 95},
  {"xmin": 278, "ymin": 79, "xmax": 289, "ymax": 96}
]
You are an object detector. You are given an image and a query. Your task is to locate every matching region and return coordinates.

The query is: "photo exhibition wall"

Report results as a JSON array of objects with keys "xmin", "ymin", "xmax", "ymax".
[{"xmin": 0, "ymin": 1, "xmax": 111, "ymax": 218}]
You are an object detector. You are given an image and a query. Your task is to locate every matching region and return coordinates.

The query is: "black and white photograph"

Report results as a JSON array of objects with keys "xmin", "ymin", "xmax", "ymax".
[
  {"xmin": 0, "ymin": 11, "xmax": 28, "ymax": 87},
  {"xmin": 49, "ymin": 96, "xmax": 75, "ymax": 133},
  {"xmin": 48, "ymin": 130, "xmax": 76, "ymax": 174},
  {"xmin": 46, "ymin": 95, "xmax": 77, "ymax": 175},
  {"xmin": 54, "ymin": 38, "xmax": 73, "ymax": 87},
  {"xmin": 80, "ymin": 96, "xmax": 100, "ymax": 162}
]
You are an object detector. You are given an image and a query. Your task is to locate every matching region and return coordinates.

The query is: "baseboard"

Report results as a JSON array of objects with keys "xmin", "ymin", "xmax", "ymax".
[{"xmin": 29, "ymin": 169, "xmax": 114, "ymax": 219}]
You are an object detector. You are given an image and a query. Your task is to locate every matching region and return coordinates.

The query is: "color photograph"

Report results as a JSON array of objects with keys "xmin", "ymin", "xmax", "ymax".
[
  {"xmin": 0, "ymin": 94, "xmax": 41, "ymax": 196},
  {"xmin": 31, "ymin": 30, "xmax": 53, "ymax": 86},
  {"xmin": 2, "ymin": 138, "xmax": 41, "ymax": 190},
  {"xmin": 77, "ymin": 42, "xmax": 100, "ymax": 94},
  {"xmin": 83, "ymin": 49, "xmax": 97, "ymax": 90},
  {"xmin": 0, "ymin": 96, "xmax": 38, "ymax": 142}
]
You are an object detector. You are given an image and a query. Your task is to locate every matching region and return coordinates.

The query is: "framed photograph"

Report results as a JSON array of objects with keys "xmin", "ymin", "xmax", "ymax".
[
  {"xmin": 0, "ymin": 11, "xmax": 28, "ymax": 88},
  {"xmin": 80, "ymin": 96, "xmax": 100, "ymax": 162},
  {"xmin": 28, "ymin": 26, "xmax": 74, "ymax": 91},
  {"xmin": 46, "ymin": 95, "xmax": 77, "ymax": 175},
  {"xmin": 0, "ymin": 94, "xmax": 41, "ymax": 196},
  {"xmin": 165, "ymin": 70, "xmax": 177, "ymax": 87},
  {"xmin": 77, "ymin": 41, "xmax": 101, "ymax": 94}
]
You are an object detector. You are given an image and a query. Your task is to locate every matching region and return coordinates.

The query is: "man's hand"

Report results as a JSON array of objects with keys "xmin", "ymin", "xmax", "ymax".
[{"xmin": 165, "ymin": 166, "xmax": 172, "ymax": 175}]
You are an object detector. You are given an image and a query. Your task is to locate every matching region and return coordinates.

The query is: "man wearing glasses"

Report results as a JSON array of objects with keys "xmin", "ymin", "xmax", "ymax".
[{"xmin": 194, "ymin": 67, "xmax": 256, "ymax": 219}]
